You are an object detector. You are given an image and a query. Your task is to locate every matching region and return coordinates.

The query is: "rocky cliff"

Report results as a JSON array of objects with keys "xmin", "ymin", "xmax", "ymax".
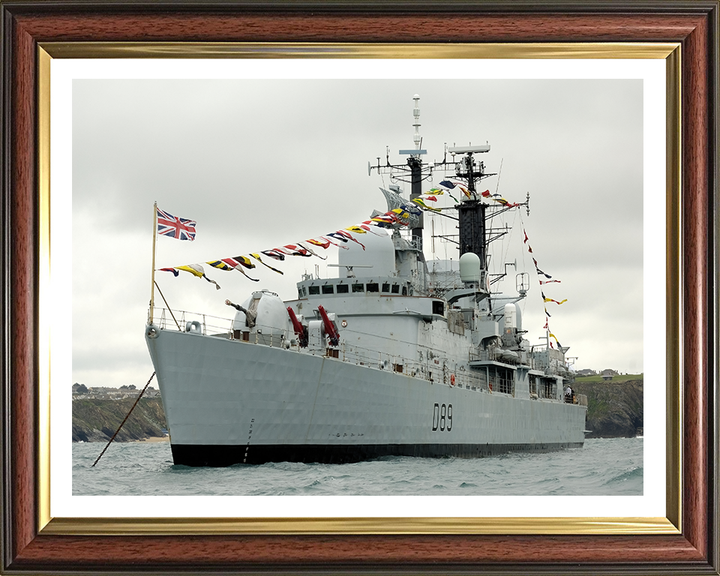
[
  {"xmin": 72, "ymin": 398, "xmax": 167, "ymax": 442},
  {"xmin": 572, "ymin": 379, "xmax": 643, "ymax": 438}
]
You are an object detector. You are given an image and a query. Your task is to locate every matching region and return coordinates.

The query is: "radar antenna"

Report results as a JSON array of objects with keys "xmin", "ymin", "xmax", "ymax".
[{"xmin": 412, "ymin": 94, "xmax": 422, "ymax": 156}]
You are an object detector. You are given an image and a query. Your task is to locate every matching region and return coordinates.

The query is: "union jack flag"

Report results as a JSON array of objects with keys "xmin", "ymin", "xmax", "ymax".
[{"xmin": 156, "ymin": 207, "xmax": 197, "ymax": 241}]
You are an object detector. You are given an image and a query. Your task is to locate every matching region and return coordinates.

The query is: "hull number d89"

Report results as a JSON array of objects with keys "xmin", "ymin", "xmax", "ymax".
[{"xmin": 432, "ymin": 403, "xmax": 453, "ymax": 432}]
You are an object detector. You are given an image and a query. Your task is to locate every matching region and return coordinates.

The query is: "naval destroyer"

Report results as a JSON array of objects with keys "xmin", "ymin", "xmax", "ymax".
[{"xmin": 145, "ymin": 97, "xmax": 587, "ymax": 466}]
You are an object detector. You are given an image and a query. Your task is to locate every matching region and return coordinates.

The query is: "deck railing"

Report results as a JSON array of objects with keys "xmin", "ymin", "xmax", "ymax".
[{"xmin": 150, "ymin": 307, "xmax": 573, "ymax": 397}]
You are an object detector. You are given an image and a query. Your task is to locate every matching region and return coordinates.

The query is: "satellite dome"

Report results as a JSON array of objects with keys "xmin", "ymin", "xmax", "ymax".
[{"xmin": 459, "ymin": 252, "xmax": 481, "ymax": 283}]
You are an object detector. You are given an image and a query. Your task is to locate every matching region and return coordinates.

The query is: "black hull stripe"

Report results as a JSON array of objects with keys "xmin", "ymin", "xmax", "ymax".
[{"xmin": 170, "ymin": 442, "xmax": 584, "ymax": 467}]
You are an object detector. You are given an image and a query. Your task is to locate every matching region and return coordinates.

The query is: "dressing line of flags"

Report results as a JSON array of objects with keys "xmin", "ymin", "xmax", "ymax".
[
  {"xmin": 152, "ymin": 188, "xmax": 476, "ymax": 290},
  {"xmin": 522, "ymin": 227, "xmax": 567, "ymax": 349},
  {"xmin": 428, "ymin": 179, "xmax": 521, "ymax": 209},
  {"xmin": 153, "ymin": 202, "xmax": 430, "ymax": 291},
  {"xmin": 154, "ymin": 183, "xmax": 528, "ymax": 291}
]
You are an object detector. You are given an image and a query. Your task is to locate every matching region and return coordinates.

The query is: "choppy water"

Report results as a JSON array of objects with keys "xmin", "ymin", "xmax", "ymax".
[{"xmin": 73, "ymin": 437, "xmax": 642, "ymax": 496}]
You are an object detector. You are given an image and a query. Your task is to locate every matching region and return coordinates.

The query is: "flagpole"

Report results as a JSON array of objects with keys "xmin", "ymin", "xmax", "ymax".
[{"xmin": 149, "ymin": 201, "xmax": 157, "ymax": 325}]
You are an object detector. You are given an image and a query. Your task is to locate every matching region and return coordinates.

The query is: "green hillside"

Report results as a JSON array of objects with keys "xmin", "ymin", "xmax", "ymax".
[
  {"xmin": 574, "ymin": 373, "xmax": 643, "ymax": 383},
  {"xmin": 573, "ymin": 378, "xmax": 643, "ymax": 437}
]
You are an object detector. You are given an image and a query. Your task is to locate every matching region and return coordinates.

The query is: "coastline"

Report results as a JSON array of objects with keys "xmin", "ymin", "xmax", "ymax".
[{"xmin": 133, "ymin": 436, "xmax": 169, "ymax": 443}]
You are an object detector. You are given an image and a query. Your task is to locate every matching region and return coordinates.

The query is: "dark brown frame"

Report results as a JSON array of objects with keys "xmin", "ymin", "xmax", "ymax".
[{"xmin": 2, "ymin": 1, "xmax": 718, "ymax": 574}]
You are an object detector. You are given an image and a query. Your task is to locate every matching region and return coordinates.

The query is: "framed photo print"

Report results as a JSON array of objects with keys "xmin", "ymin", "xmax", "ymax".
[{"xmin": 1, "ymin": 2, "xmax": 717, "ymax": 574}]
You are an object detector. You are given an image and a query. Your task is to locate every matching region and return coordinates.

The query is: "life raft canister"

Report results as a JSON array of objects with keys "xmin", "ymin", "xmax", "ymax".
[{"xmin": 450, "ymin": 374, "xmax": 456, "ymax": 386}]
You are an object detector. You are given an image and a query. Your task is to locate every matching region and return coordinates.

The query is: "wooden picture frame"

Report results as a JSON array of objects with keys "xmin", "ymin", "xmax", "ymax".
[{"xmin": 2, "ymin": 2, "xmax": 717, "ymax": 573}]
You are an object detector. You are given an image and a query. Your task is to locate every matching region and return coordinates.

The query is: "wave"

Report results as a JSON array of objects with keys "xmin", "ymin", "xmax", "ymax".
[{"xmin": 602, "ymin": 466, "xmax": 643, "ymax": 490}]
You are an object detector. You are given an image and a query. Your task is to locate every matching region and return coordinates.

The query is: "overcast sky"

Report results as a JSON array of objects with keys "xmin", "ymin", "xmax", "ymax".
[{"xmin": 72, "ymin": 78, "xmax": 643, "ymax": 388}]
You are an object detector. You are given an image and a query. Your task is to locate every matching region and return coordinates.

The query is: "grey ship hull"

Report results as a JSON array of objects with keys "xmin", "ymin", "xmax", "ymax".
[{"xmin": 146, "ymin": 328, "xmax": 586, "ymax": 466}]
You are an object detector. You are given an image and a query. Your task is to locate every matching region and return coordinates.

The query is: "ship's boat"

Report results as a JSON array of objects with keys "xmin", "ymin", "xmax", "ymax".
[{"xmin": 145, "ymin": 97, "xmax": 587, "ymax": 466}]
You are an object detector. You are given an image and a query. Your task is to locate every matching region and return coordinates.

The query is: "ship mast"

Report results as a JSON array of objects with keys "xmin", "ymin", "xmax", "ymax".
[
  {"xmin": 446, "ymin": 147, "xmax": 533, "ymax": 290},
  {"xmin": 369, "ymin": 94, "xmax": 431, "ymax": 252},
  {"xmin": 408, "ymin": 95, "xmax": 424, "ymax": 250},
  {"xmin": 448, "ymin": 145, "xmax": 491, "ymax": 265},
  {"xmin": 368, "ymin": 95, "xmax": 528, "ymax": 288}
]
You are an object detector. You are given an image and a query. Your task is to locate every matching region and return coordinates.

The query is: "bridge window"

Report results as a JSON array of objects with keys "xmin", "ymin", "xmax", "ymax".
[
  {"xmin": 367, "ymin": 283, "xmax": 379, "ymax": 293},
  {"xmin": 382, "ymin": 283, "xmax": 390, "ymax": 292},
  {"xmin": 352, "ymin": 284, "xmax": 364, "ymax": 293},
  {"xmin": 336, "ymin": 284, "xmax": 349, "ymax": 294},
  {"xmin": 391, "ymin": 284, "xmax": 400, "ymax": 294},
  {"xmin": 541, "ymin": 380, "xmax": 556, "ymax": 400},
  {"xmin": 308, "ymin": 286, "xmax": 320, "ymax": 295},
  {"xmin": 322, "ymin": 285, "xmax": 334, "ymax": 294},
  {"xmin": 489, "ymin": 366, "xmax": 515, "ymax": 396},
  {"xmin": 432, "ymin": 301, "xmax": 445, "ymax": 315}
]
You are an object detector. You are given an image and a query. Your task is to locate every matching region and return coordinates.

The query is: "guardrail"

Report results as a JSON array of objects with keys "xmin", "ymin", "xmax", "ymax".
[
  {"xmin": 150, "ymin": 307, "xmax": 575, "ymax": 398},
  {"xmin": 469, "ymin": 347, "xmax": 570, "ymax": 377},
  {"xmin": 155, "ymin": 307, "xmax": 232, "ymax": 337}
]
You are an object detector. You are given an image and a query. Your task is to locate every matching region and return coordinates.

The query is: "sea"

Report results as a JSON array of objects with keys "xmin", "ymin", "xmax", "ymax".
[{"xmin": 72, "ymin": 437, "xmax": 642, "ymax": 496}]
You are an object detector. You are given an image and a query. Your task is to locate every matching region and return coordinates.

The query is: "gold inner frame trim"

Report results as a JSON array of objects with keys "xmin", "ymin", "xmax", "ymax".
[
  {"xmin": 41, "ymin": 41, "xmax": 678, "ymax": 59},
  {"xmin": 664, "ymin": 45, "xmax": 682, "ymax": 533},
  {"xmin": 37, "ymin": 41, "xmax": 682, "ymax": 537},
  {"xmin": 37, "ymin": 46, "xmax": 52, "ymax": 532},
  {"xmin": 43, "ymin": 516, "xmax": 678, "ymax": 536}
]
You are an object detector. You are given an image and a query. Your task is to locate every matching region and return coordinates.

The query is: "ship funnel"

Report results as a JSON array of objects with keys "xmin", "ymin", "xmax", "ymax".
[{"xmin": 459, "ymin": 252, "xmax": 481, "ymax": 284}]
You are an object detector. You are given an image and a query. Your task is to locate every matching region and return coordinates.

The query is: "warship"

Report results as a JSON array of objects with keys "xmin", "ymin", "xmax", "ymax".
[{"xmin": 145, "ymin": 96, "xmax": 587, "ymax": 466}]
